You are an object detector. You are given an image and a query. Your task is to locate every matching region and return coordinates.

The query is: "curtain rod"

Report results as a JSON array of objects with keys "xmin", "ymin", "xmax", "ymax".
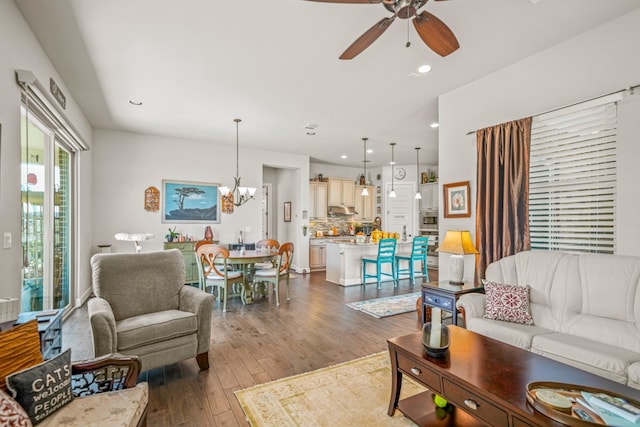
[{"xmin": 464, "ymin": 83, "xmax": 640, "ymax": 136}]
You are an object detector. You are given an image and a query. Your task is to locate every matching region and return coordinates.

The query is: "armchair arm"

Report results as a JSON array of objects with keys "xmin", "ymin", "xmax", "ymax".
[
  {"xmin": 71, "ymin": 353, "xmax": 141, "ymax": 397},
  {"xmin": 87, "ymin": 297, "xmax": 117, "ymax": 357},
  {"xmin": 455, "ymin": 293, "xmax": 487, "ymax": 321},
  {"xmin": 179, "ymin": 286, "xmax": 214, "ymax": 355}
]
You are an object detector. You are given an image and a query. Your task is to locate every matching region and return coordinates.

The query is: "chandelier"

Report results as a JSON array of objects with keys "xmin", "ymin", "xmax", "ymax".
[
  {"xmin": 361, "ymin": 137, "xmax": 369, "ymax": 196},
  {"xmin": 389, "ymin": 142, "xmax": 397, "ymax": 198},
  {"xmin": 414, "ymin": 147, "xmax": 422, "ymax": 200},
  {"xmin": 219, "ymin": 118, "xmax": 256, "ymax": 213}
]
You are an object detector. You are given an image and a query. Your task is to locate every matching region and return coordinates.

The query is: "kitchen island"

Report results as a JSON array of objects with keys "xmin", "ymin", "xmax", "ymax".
[{"xmin": 326, "ymin": 239, "xmax": 422, "ymax": 286}]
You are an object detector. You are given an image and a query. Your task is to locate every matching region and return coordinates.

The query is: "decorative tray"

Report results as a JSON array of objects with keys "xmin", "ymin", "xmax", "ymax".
[{"xmin": 526, "ymin": 382, "xmax": 640, "ymax": 426}]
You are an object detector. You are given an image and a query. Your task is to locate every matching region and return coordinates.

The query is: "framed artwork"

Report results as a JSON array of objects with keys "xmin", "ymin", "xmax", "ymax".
[
  {"xmin": 284, "ymin": 201, "xmax": 292, "ymax": 222},
  {"xmin": 376, "ymin": 196, "xmax": 381, "ymax": 204},
  {"xmin": 376, "ymin": 186, "xmax": 381, "ymax": 194},
  {"xmin": 376, "ymin": 206, "xmax": 381, "ymax": 214},
  {"xmin": 443, "ymin": 181, "xmax": 471, "ymax": 218},
  {"xmin": 162, "ymin": 180, "xmax": 220, "ymax": 223},
  {"xmin": 421, "ymin": 172, "xmax": 429, "ymax": 184}
]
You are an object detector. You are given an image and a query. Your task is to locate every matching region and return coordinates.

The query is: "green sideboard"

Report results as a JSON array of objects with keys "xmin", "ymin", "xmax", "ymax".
[{"xmin": 164, "ymin": 241, "xmax": 199, "ymax": 285}]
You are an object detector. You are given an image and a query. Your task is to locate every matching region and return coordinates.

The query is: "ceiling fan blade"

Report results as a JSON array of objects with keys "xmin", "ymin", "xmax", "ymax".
[
  {"xmin": 305, "ymin": 0, "xmax": 382, "ymax": 3},
  {"xmin": 412, "ymin": 11, "xmax": 459, "ymax": 57},
  {"xmin": 340, "ymin": 17, "xmax": 395, "ymax": 60}
]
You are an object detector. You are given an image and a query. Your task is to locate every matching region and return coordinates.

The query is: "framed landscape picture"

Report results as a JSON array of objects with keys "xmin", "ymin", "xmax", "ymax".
[
  {"xmin": 443, "ymin": 181, "xmax": 471, "ymax": 218},
  {"xmin": 162, "ymin": 180, "xmax": 220, "ymax": 223}
]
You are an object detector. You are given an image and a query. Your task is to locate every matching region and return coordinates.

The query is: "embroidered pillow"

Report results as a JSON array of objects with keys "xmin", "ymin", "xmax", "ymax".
[
  {"xmin": 6, "ymin": 349, "xmax": 73, "ymax": 425},
  {"xmin": 483, "ymin": 282, "xmax": 534, "ymax": 325},
  {"xmin": 0, "ymin": 388, "xmax": 32, "ymax": 427}
]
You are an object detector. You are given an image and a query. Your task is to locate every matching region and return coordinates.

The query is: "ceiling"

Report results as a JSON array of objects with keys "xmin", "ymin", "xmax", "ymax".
[{"xmin": 15, "ymin": 0, "xmax": 640, "ymax": 168}]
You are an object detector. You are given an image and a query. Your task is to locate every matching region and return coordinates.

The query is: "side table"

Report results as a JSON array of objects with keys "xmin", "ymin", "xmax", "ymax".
[
  {"xmin": 16, "ymin": 309, "xmax": 63, "ymax": 360},
  {"xmin": 420, "ymin": 281, "xmax": 483, "ymax": 326}
]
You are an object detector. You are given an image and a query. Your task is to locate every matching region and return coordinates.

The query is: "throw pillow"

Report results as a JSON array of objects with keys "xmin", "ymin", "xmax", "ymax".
[
  {"xmin": 6, "ymin": 349, "xmax": 73, "ymax": 426},
  {"xmin": 483, "ymin": 282, "xmax": 534, "ymax": 325},
  {"xmin": 0, "ymin": 388, "xmax": 32, "ymax": 427},
  {"xmin": 0, "ymin": 320, "xmax": 43, "ymax": 392}
]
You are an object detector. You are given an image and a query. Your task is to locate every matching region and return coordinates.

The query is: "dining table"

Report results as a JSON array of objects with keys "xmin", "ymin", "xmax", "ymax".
[{"xmin": 226, "ymin": 249, "xmax": 278, "ymax": 304}]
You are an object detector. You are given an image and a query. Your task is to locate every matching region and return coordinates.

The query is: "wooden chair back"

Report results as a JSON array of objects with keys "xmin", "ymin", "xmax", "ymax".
[
  {"xmin": 256, "ymin": 239, "xmax": 280, "ymax": 250},
  {"xmin": 196, "ymin": 244, "xmax": 228, "ymax": 278},
  {"xmin": 278, "ymin": 242, "xmax": 294, "ymax": 273}
]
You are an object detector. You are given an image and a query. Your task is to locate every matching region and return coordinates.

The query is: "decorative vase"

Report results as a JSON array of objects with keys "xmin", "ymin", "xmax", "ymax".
[{"xmin": 204, "ymin": 226, "xmax": 213, "ymax": 241}]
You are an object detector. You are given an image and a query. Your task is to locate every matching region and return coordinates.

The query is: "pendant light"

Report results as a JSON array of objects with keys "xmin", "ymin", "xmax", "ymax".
[
  {"xmin": 414, "ymin": 147, "xmax": 422, "ymax": 200},
  {"xmin": 218, "ymin": 118, "xmax": 257, "ymax": 213},
  {"xmin": 389, "ymin": 142, "xmax": 397, "ymax": 198},
  {"xmin": 361, "ymin": 137, "xmax": 369, "ymax": 196}
]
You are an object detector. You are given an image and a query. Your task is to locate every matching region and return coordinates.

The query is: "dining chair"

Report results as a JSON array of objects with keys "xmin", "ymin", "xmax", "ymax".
[
  {"xmin": 196, "ymin": 244, "xmax": 244, "ymax": 312},
  {"xmin": 255, "ymin": 239, "xmax": 280, "ymax": 269},
  {"xmin": 253, "ymin": 242, "xmax": 294, "ymax": 306},
  {"xmin": 362, "ymin": 238, "xmax": 397, "ymax": 289},
  {"xmin": 395, "ymin": 236, "xmax": 429, "ymax": 285}
]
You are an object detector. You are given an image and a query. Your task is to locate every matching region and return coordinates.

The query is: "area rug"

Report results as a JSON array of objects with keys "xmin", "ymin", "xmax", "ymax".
[
  {"xmin": 346, "ymin": 292, "xmax": 421, "ymax": 318},
  {"xmin": 235, "ymin": 352, "xmax": 424, "ymax": 426}
]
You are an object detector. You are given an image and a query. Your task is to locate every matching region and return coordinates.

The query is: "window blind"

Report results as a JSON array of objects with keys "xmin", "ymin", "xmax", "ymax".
[{"xmin": 529, "ymin": 94, "xmax": 620, "ymax": 254}]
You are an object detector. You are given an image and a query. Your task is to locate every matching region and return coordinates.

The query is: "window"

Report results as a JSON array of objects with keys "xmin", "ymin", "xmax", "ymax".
[{"xmin": 529, "ymin": 94, "xmax": 620, "ymax": 254}]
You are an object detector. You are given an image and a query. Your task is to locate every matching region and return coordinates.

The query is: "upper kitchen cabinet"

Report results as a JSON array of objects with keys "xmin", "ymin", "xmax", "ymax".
[
  {"xmin": 310, "ymin": 181, "xmax": 328, "ymax": 220},
  {"xmin": 419, "ymin": 182, "xmax": 439, "ymax": 211},
  {"xmin": 328, "ymin": 178, "xmax": 355, "ymax": 207},
  {"xmin": 354, "ymin": 185, "xmax": 375, "ymax": 221}
]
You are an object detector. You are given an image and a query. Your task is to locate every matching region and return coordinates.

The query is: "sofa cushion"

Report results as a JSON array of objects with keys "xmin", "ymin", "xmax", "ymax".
[
  {"xmin": 627, "ymin": 362, "xmax": 640, "ymax": 390},
  {"xmin": 116, "ymin": 309, "xmax": 197, "ymax": 351},
  {"xmin": 6, "ymin": 349, "xmax": 73, "ymax": 425},
  {"xmin": 483, "ymin": 282, "xmax": 534, "ymax": 325},
  {"xmin": 532, "ymin": 333, "xmax": 640, "ymax": 385},
  {"xmin": 0, "ymin": 388, "xmax": 32, "ymax": 426},
  {"xmin": 91, "ymin": 250, "xmax": 185, "ymax": 320},
  {"xmin": 39, "ymin": 382, "xmax": 148, "ymax": 427},
  {"xmin": 466, "ymin": 318, "xmax": 552, "ymax": 350}
]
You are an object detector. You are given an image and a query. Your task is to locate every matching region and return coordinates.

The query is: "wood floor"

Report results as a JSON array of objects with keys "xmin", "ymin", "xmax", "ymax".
[{"xmin": 63, "ymin": 270, "xmax": 437, "ymax": 426}]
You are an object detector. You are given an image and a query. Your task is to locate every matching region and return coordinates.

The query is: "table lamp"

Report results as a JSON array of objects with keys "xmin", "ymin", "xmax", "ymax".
[{"xmin": 438, "ymin": 230, "xmax": 479, "ymax": 285}]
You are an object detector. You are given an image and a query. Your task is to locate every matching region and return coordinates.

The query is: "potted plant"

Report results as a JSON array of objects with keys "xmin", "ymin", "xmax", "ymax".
[{"xmin": 165, "ymin": 227, "xmax": 179, "ymax": 242}]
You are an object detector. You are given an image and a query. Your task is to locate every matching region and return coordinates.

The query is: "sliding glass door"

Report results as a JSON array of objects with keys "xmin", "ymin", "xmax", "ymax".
[{"xmin": 21, "ymin": 108, "xmax": 72, "ymax": 312}]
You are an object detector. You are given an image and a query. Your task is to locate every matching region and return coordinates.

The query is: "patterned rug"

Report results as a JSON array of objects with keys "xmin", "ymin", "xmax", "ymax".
[
  {"xmin": 346, "ymin": 292, "xmax": 421, "ymax": 318},
  {"xmin": 235, "ymin": 352, "xmax": 424, "ymax": 426}
]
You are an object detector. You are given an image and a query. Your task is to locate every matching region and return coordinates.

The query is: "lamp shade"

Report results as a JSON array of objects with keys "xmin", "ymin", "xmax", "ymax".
[{"xmin": 438, "ymin": 230, "xmax": 479, "ymax": 255}]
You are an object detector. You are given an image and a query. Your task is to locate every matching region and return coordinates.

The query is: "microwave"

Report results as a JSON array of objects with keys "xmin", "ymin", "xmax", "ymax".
[{"xmin": 421, "ymin": 212, "xmax": 438, "ymax": 226}]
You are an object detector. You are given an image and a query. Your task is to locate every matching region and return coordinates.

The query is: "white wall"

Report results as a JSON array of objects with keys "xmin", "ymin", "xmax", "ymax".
[
  {"xmin": 438, "ymin": 9, "xmax": 640, "ymax": 280},
  {"xmin": 92, "ymin": 129, "xmax": 310, "ymax": 271},
  {"xmin": 0, "ymin": 1, "xmax": 93, "ymax": 306}
]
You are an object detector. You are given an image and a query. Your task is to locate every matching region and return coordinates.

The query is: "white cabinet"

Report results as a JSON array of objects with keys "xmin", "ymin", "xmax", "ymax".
[
  {"xmin": 328, "ymin": 178, "xmax": 355, "ymax": 207},
  {"xmin": 354, "ymin": 185, "xmax": 375, "ymax": 221},
  {"xmin": 419, "ymin": 182, "xmax": 439, "ymax": 211},
  {"xmin": 310, "ymin": 182, "xmax": 328, "ymax": 220},
  {"xmin": 309, "ymin": 245, "xmax": 326, "ymax": 270}
]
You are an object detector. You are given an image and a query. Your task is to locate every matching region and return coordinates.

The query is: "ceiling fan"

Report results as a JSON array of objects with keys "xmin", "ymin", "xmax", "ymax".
[{"xmin": 307, "ymin": 0, "xmax": 459, "ymax": 60}]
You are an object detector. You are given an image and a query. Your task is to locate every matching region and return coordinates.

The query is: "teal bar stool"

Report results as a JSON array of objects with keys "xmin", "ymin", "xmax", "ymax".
[
  {"xmin": 362, "ymin": 238, "xmax": 397, "ymax": 289},
  {"xmin": 395, "ymin": 236, "xmax": 429, "ymax": 285}
]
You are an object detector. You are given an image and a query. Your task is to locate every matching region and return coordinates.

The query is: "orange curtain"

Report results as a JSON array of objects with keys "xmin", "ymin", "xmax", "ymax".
[{"xmin": 475, "ymin": 117, "xmax": 532, "ymax": 282}]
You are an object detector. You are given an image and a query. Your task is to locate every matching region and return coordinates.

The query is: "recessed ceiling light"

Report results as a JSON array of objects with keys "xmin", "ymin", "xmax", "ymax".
[
  {"xmin": 129, "ymin": 100, "xmax": 143, "ymax": 106},
  {"xmin": 417, "ymin": 64, "xmax": 432, "ymax": 74},
  {"xmin": 341, "ymin": 154, "xmax": 347, "ymax": 159},
  {"xmin": 430, "ymin": 122, "xmax": 439, "ymax": 128}
]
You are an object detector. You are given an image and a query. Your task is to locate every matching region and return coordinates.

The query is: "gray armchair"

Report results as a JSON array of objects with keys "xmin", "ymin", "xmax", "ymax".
[{"xmin": 88, "ymin": 249, "xmax": 214, "ymax": 372}]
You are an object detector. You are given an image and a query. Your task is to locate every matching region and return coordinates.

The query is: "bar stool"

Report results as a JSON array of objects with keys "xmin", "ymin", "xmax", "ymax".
[
  {"xmin": 362, "ymin": 238, "xmax": 397, "ymax": 289},
  {"xmin": 395, "ymin": 236, "xmax": 429, "ymax": 285}
]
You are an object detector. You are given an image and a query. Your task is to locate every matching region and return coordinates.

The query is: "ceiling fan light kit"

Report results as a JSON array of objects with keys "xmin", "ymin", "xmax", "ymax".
[{"xmin": 308, "ymin": 0, "xmax": 459, "ymax": 60}]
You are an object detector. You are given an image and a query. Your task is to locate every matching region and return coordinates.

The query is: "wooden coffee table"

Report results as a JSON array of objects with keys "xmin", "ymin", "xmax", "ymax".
[{"xmin": 388, "ymin": 326, "xmax": 640, "ymax": 426}]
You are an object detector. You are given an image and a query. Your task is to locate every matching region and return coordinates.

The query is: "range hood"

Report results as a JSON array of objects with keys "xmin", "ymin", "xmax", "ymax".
[{"xmin": 328, "ymin": 206, "xmax": 358, "ymax": 215}]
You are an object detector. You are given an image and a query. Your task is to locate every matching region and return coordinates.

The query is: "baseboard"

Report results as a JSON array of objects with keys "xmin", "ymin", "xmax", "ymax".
[{"xmin": 75, "ymin": 286, "xmax": 92, "ymax": 308}]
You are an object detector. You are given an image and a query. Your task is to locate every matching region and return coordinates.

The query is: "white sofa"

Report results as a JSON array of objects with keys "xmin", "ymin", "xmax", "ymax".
[{"xmin": 456, "ymin": 250, "xmax": 640, "ymax": 389}]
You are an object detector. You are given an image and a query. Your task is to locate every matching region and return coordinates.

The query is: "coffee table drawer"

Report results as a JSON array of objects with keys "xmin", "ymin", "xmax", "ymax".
[
  {"xmin": 443, "ymin": 378, "xmax": 508, "ymax": 426},
  {"xmin": 397, "ymin": 353, "xmax": 441, "ymax": 392}
]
